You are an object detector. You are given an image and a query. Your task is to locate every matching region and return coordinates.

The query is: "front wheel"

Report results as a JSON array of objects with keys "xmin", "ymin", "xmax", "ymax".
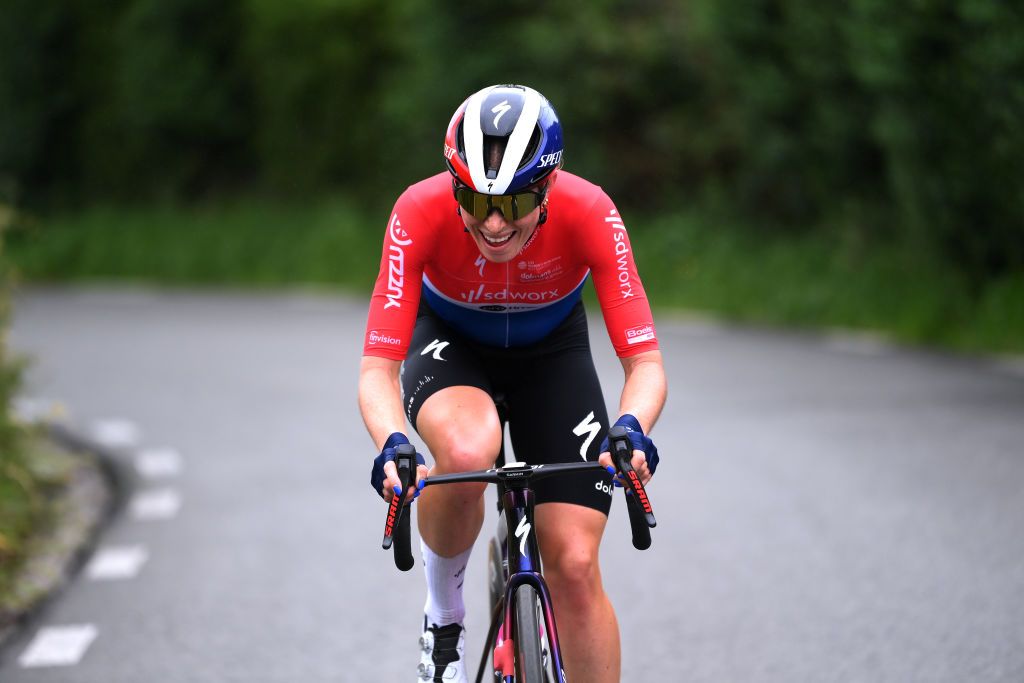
[{"xmin": 513, "ymin": 584, "xmax": 548, "ymax": 682}]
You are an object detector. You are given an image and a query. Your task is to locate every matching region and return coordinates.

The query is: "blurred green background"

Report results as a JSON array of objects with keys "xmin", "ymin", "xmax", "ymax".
[{"xmin": 1, "ymin": 0, "xmax": 1022, "ymax": 351}]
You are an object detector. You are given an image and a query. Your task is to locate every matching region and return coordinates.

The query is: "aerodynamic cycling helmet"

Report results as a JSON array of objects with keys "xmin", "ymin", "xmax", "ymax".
[{"xmin": 444, "ymin": 84, "xmax": 564, "ymax": 195}]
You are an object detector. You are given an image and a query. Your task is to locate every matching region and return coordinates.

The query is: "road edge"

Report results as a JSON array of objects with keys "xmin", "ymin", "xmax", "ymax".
[{"xmin": 0, "ymin": 422, "xmax": 126, "ymax": 652}]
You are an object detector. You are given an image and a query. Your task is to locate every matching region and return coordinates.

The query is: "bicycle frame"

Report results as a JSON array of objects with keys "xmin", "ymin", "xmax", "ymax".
[{"xmin": 382, "ymin": 427, "xmax": 655, "ymax": 682}]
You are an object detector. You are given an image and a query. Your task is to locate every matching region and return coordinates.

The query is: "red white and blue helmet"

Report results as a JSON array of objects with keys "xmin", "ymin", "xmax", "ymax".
[{"xmin": 444, "ymin": 84, "xmax": 564, "ymax": 195}]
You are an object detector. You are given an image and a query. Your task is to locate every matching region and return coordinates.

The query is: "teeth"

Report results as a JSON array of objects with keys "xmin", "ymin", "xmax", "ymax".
[{"xmin": 483, "ymin": 232, "xmax": 513, "ymax": 245}]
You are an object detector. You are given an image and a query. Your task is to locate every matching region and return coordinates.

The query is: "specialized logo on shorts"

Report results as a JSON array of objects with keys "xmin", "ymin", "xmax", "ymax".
[
  {"xmin": 421, "ymin": 339, "xmax": 449, "ymax": 361},
  {"xmin": 572, "ymin": 411, "xmax": 601, "ymax": 460},
  {"xmin": 625, "ymin": 323, "xmax": 656, "ymax": 345}
]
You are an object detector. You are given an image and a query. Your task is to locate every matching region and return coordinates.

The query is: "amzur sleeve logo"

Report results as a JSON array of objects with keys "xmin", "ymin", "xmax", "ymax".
[{"xmin": 384, "ymin": 213, "xmax": 413, "ymax": 310}]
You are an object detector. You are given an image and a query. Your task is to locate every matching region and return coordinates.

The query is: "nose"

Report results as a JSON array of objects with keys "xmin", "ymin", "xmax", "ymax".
[{"xmin": 482, "ymin": 208, "xmax": 509, "ymax": 232}]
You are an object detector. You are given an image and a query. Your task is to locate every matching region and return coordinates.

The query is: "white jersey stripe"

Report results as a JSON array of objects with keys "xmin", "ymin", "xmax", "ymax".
[{"xmin": 491, "ymin": 88, "xmax": 541, "ymax": 194}]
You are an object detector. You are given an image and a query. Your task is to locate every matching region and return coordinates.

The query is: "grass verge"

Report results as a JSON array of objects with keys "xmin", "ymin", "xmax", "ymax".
[
  {"xmin": 0, "ymin": 433, "xmax": 78, "ymax": 612},
  {"xmin": 6, "ymin": 199, "xmax": 1023, "ymax": 354}
]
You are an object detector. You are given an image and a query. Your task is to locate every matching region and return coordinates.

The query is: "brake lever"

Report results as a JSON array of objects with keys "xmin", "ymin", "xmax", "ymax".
[
  {"xmin": 609, "ymin": 425, "xmax": 656, "ymax": 550},
  {"xmin": 381, "ymin": 444, "xmax": 416, "ymax": 571}
]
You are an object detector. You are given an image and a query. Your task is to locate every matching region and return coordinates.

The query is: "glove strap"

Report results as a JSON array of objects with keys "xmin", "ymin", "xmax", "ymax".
[
  {"xmin": 614, "ymin": 413, "xmax": 643, "ymax": 435},
  {"xmin": 383, "ymin": 432, "xmax": 410, "ymax": 451}
]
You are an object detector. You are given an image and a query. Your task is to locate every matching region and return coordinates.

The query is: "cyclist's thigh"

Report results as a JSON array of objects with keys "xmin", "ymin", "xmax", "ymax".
[
  {"xmin": 402, "ymin": 309, "xmax": 501, "ymax": 470},
  {"xmin": 504, "ymin": 343, "xmax": 613, "ymax": 514}
]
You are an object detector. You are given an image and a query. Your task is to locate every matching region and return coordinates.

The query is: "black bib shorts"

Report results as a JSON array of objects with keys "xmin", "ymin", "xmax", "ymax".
[{"xmin": 401, "ymin": 301, "xmax": 614, "ymax": 515}]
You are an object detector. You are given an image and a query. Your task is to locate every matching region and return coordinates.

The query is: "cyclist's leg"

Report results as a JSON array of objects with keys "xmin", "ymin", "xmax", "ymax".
[
  {"xmin": 402, "ymin": 307, "xmax": 502, "ymax": 557},
  {"xmin": 502, "ymin": 305, "xmax": 619, "ymax": 682},
  {"xmin": 415, "ymin": 385, "xmax": 502, "ymax": 555},
  {"xmin": 403, "ymin": 313, "xmax": 502, "ymax": 681},
  {"xmin": 535, "ymin": 504, "xmax": 619, "ymax": 683}
]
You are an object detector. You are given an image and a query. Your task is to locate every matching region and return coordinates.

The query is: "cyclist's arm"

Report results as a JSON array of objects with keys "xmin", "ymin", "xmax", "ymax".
[
  {"xmin": 358, "ymin": 355, "xmax": 406, "ymax": 450},
  {"xmin": 617, "ymin": 349, "xmax": 666, "ymax": 434},
  {"xmin": 360, "ymin": 354, "xmax": 428, "ymax": 501}
]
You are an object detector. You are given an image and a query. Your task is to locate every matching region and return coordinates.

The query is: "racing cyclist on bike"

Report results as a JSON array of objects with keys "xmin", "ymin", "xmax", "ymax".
[{"xmin": 359, "ymin": 84, "xmax": 666, "ymax": 683}]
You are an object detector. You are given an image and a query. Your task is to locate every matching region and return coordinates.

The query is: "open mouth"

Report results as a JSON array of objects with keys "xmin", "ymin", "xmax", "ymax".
[{"xmin": 480, "ymin": 231, "xmax": 515, "ymax": 247}]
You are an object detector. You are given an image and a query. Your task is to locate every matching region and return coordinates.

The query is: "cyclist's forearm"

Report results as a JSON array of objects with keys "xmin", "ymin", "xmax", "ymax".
[
  {"xmin": 617, "ymin": 349, "xmax": 666, "ymax": 433},
  {"xmin": 358, "ymin": 355, "xmax": 407, "ymax": 449}
]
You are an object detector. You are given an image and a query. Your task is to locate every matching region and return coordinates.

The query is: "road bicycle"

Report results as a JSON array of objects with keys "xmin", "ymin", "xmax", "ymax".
[{"xmin": 381, "ymin": 422, "xmax": 657, "ymax": 682}]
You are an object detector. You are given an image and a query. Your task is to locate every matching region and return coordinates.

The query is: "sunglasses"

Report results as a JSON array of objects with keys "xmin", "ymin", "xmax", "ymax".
[{"xmin": 453, "ymin": 182, "xmax": 547, "ymax": 221}]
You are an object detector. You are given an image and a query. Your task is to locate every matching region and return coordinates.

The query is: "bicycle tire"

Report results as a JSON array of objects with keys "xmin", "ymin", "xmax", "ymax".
[{"xmin": 513, "ymin": 584, "xmax": 547, "ymax": 682}]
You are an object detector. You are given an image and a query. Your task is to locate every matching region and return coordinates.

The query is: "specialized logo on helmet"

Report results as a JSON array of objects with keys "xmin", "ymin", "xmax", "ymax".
[
  {"xmin": 491, "ymin": 100, "xmax": 512, "ymax": 128},
  {"xmin": 538, "ymin": 150, "xmax": 563, "ymax": 168}
]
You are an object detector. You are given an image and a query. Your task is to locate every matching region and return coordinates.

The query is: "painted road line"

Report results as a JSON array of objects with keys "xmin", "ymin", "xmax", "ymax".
[
  {"xmin": 135, "ymin": 447, "xmax": 183, "ymax": 479},
  {"xmin": 91, "ymin": 418, "xmax": 141, "ymax": 448},
  {"xmin": 130, "ymin": 488, "xmax": 182, "ymax": 520},
  {"xmin": 18, "ymin": 624, "xmax": 98, "ymax": 668},
  {"xmin": 85, "ymin": 545, "xmax": 149, "ymax": 581}
]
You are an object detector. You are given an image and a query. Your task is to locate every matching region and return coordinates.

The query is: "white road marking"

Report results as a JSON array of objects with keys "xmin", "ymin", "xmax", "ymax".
[
  {"xmin": 91, "ymin": 419, "xmax": 141, "ymax": 448},
  {"xmin": 130, "ymin": 488, "xmax": 182, "ymax": 520},
  {"xmin": 135, "ymin": 447, "xmax": 183, "ymax": 479},
  {"xmin": 85, "ymin": 545, "xmax": 149, "ymax": 581},
  {"xmin": 18, "ymin": 624, "xmax": 98, "ymax": 668}
]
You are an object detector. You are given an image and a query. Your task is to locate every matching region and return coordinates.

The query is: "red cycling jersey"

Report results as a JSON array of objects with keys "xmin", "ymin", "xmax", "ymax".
[{"xmin": 363, "ymin": 171, "xmax": 658, "ymax": 360}]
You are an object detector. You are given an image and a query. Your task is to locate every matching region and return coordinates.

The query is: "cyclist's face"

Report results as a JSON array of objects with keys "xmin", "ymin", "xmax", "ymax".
[{"xmin": 461, "ymin": 204, "xmax": 542, "ymax": 263}]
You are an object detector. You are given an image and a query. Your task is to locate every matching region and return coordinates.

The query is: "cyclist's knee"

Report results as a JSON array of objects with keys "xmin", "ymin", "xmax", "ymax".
[{"xmin": 543, "ymin": 547, "xmax": 603, "ymax": 610}]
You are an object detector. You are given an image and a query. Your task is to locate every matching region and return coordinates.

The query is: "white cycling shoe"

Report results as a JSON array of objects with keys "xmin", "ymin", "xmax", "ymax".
[{"xmin": 417, "ymin": 618, "xmax": 467, "ymax": 682}]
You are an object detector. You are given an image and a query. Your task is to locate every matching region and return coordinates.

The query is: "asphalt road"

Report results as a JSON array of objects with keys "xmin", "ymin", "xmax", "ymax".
[{"xmin": 2, "ymin": 287, "xmax": 1023, "ymax": 682}]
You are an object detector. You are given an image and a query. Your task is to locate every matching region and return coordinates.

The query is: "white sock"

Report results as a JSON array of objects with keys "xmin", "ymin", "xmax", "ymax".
[{"xmin": 422, "ymin": 538, "xmax": 472, "ymax": 627}]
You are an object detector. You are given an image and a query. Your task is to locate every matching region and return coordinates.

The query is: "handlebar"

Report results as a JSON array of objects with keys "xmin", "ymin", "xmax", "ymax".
[{"xmin": 381, "ymin": 434, "xmax": 658, "ymax": 565}]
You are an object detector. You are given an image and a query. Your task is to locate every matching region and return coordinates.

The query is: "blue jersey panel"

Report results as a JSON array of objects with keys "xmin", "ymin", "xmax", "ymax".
[{"xmin": 422, "ymin": 278, "xmax": 588, "ymax": 348}]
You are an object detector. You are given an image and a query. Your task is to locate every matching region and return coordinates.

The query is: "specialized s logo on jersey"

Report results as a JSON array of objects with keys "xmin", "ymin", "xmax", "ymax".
[{"xmin": 384, "ymin": 213, "xmax": 412, "ymax": 310}]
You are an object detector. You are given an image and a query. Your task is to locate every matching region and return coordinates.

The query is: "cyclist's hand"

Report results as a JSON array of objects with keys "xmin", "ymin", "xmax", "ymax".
[
  {"xmin": 371, "ymin": 432, "xmax": 428, "ymax": 503},
  {"xmin": 599, "ymin": 447, "xmax": 653, "ymax": 486},
  {"xmin": 598, "ymin": 414, "xmax": 659, "ymax": 486}
]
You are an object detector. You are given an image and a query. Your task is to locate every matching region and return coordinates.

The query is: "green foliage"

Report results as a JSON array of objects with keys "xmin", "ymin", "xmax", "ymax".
[
  {"xmin": 0, "ymin": 205, "xmax": 33, "ymax": 581},
  {"xmin": 1, "ymin": 0, "xmax": 1022, "ymax": 288}
]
